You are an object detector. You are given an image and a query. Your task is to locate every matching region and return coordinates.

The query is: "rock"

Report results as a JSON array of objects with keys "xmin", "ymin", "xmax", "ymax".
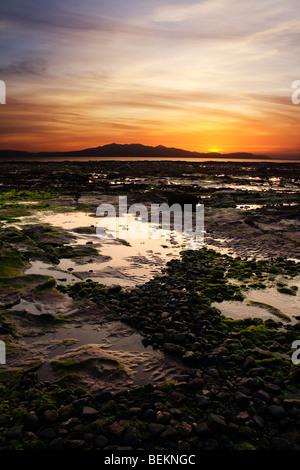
[
  {"xmin": 188, "ymin": 378, "xmax": 204, "ymax": 389},
  {"xmin": 121, "ymin": 428, "xmax": 140, "ymax": 448},
  {"xmin": 203, "ymin": 438, "xmax": 219, "ymax": 450},
  {"xmin": 243, "ymin": 356, "xmax": 256, "ymax": 370},
  {"xmin": 39, "ymin": 427, "xmax": 56, "ymax": 441},
  {"xmin": 49, "ymin": 437, "xmax": 64, "ymax": 450},
  {"xmin": 271, "ymin": 437, "xmax": 294, "ymax": 450},
  {"xmin": 206, "ymin": 368, "xmax": 220, "ymax": 379},
  {"xmin": 43, "ymin": 409, "xmax": 59, "ymax": 423},
  {"xmin": 128, "ymin": 407, "xmax": 143, "ymax": 418},
  {"xmin": 237, "ymin": 411, "xmax": 250, "ymax": 423},
  {"xmin": 235, "ymin": 391, "xmax": 250, "ymax": 406},
  {"xmin": 156, "ymin": 411, "xmax": 171, "ymax": 424},
  {"xmin": 143, "ymin": 409, "xmax": 156, "ymax": 422},
  {"xmin": 169, "ymin": 391, "xmax": 186, "ymax": 404},
  {"xmin": 264, "ymin": 383, "xmax": 281, "ymax": 395},
  {"xmin": 177, "ymin": 441, "xmax": 192, "ymax": 451},
  {"xmin": 120, "ymin": 314, "xmax": 130, "ymax": 321},
  {"xmin": 196, "ymin": 423, "xmax": 213, "ymax": 439},
  {"xmin": 253, "ymin": 415, "xmax": 264, "ymax": 429},
  {"xmin": 148, "ymin": 423, "xmax": 166, "ymax": 436},
  {"xmin": 237, "ymin": 385, "xmax": 251, "ymax": 396},
  {"xmin": 163, "ymin": 343, "xmax": 182, "ymax": 355},
  {"xmin": 207, "ymin": 414, "xmax": 227, "ymax": 433},
  {"xmin": 58, "ymin": 404, "xmax": 75, "ymax": 420},
  {"xmin": 7, "ymin": 425, "xmax": 24, "ymax": 440},
  {"xmin": 174, "ymin": 333, "xmax": 187, "ymax": 343},
  {"xmin": 94, "ymin": 435, "xmax": 108, "ymax": 448},
  {"xmin": 196, "ymin": 396, "xmax": 210, "ymax": 409},
  {"xmin": 108, "ymin": 422, "xmax": 125, "ymax": 437},
  {"xmin": 95, "ymin": 391, "xmax": 113, "ymax": 403},
  {"xmin": 160, "ymin": 426, "xmax": 179, "ymax": 440},
  {"xmin": 227, "ymin": 422, "xmax": 239, "ymax": 439},
  {"xmin": 62, "ymin": 417, "xmax": 80, "ymax": 430},
  {"xmin": 66, "ymin": 439, "xmax": 85, "ymax": 449},
  {"xmin": 256, "ymin": 390, "xmax": 271, "ymax": 403},
  {"xmin": 81, "ymin": 406, "xmax": 98, "ymax": 420},
  {"xmin": 250, "ymin": 367, "xmax": 266, "ymax": 377},
  {"xmin": 268, "ymin": 405, "xmax": 286, "ymax": 419},
  {"xmin": 25, "ymin": 412, "xmax": 40, "ymax": 431}
]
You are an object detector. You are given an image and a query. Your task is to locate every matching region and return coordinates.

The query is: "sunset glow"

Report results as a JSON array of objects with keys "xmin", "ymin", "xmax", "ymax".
[{"xmin": 0, "ymin": 0, "xmax": 300, "ymax": 156}]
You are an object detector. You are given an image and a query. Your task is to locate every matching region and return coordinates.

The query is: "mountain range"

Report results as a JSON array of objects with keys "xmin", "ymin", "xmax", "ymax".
[{"xmin": 0, "ymin": 143, "xmax": 270, "ymax": 160}]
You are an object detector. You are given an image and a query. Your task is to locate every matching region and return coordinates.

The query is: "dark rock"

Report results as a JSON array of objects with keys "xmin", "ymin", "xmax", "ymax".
[
  {"xmin": 148, "ymin": 423, "xmax": 166, "ymax": 436},
  {"xmin": 196, "ymin": 423, "xmax": 213, "ymax": 439},
  {"xmin": 95, "ymin": 435, "xmax": 108, "ymax": 448},
  {"xmin": 43, "ymin": 409, "xmax": 59, "ymax": 423},
  {"xmin": 66, "ymin": 439, "xmax": 85, "ymax": 449},
  {"xmin": 244, "ymin": 356, "xmax": 256, "ymax": 370},
  {"xmin": 156, "ymin": 411, "xmax": 171, "ymax": 424},
  {"xmin": 188, "ymin": 378, "xmax": 204, "ymax": 389},
  {"xmin": 207, "ymin": 414, "xmax": 227, "ymax": 433},
  {"xmin": 250, "ymin": 367, "xmax": 266, "ymax": 377},
  {"xmin": 7, "ymin": 425, "xmax": 24, "ymax": 440},
  {"xmin": 160, "ymin": 426, "xmax": 179, "ymax": 440},
  {"xmin": 237, "ymin": 385, "xmax": 251, "ymax": 396},
  {"xmin": 128, "ymin": 407, "xmax": 143, "ymax": 418},
  {"xmin": 81, "ymin": 406, "xmax": 98, "ymax": 420},
  {"xmin": 237, "ymin": 411, "xmax": 250, "ymax": 423},
  {"xmin": 108, "ymin": 422, "xmax": 125, "ymax": 437},
  {"xmin": 203, "ymin": 438, "xmax": 219, "ymax": 450},
  {"xmin": 196, "ymin": 396, "xmax": 210, "ymax": 409},
  {"xmin": 25, "ymin": 412, "xmax": 40, "ymax": 431},
  {"xmin": 206, "ymin": 368, "xmax": 220, "ymax": 378},
  {"xmin": 163, "ymin": 343, "xmax": 182, "ymax": 355},
  {"xmin": 253, "ymin": 415, "xmax": 264, "ymax": 429},
  {"xmin": 271, "ymin": 437, "xmax": 294, "ymax": 450},
  {"xmin": 235, "ymin": 391, "xmax": 250, "ymax": 406},
  {"xmin": 73, "ymin": 397, "xmax": 90, "ymax": 408},
  {"xmin": 227, "ymin": 422, "xmax": 239, "ymax": 439},
  {"xmin": 264, "ymin": 383, "xmax": 281, "ymax": 395},
  {"xmin": 174, "ymin": 333, "xmax": 187, "ymax": 343},
  {"xmin": 39, "ymin": 427, "xmax": 56, "ymax": 441},
  {"xmin": 169, "ymin": 391, "xmax": 186, "ymax": 404},
  {"xmin": 58, "ymin": 404, "xmax": 75, "ymax": 420},
  {"xmin": 24, "ymin": 431, "xmax": 38, "ymax": 442},
  {"xmin": 268, "ymin": 405, "xmax": 285, "ymax": 419},
  {"xmin": 121, "ymin": 428, "xmax": 140, "ymax": 448},
  {"xmin": 177, "ymin": 441, "xmax": 192, "ymax": 451},
  {"xmin": 62, "ymin": 417, "xmax": 80, "ymax": 430},
  {"xmin": 256, "ymin": 390, "xmax": 271, "ymax": 403},
  {"xmin": 143, "ymin": 409, "xmax": 156, "ymax": 422},
  {"xmin": 95, "ymin": 391, "xmax": 113, "ymax": 403},
  {"xmin": 49, "ymin": 437, "xmax": 64, "ymax": 450}
]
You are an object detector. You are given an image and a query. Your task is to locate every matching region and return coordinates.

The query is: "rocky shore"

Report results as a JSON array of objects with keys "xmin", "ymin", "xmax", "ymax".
[
  {"xmin": 1, "ymin": 248, "xmax": 300, "ymax": 451},
  {"xmin": 0, "ymin": 160, "xmax": 300, "ymax": 452}
]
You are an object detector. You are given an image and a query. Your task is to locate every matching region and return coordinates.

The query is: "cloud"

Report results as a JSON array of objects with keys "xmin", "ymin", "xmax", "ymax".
[
  {"xmin": 0, "ymin": 59, "xmax": 48, "ymax": 77},
  {"xmin": 0, "ymin": 0, "xmax": 299, "ymax": 154}
]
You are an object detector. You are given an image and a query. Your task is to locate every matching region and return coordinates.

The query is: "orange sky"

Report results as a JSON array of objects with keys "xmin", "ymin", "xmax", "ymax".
[{"xmin": 1, "ymin": 0, "xmax": 300, "ymax": 156}]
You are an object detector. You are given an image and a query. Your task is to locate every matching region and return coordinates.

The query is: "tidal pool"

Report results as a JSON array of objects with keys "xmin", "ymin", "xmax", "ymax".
[
  {"xmin": 213, "ymin": 277, "xmax": 300, "ymax": 324},
  {"xmin": 20, "ymin": 209, "xmax": 201, "ymax": 287},
  {"xmin": 21, "ymin": 322, "xmax": 193, "ymax": 391}
]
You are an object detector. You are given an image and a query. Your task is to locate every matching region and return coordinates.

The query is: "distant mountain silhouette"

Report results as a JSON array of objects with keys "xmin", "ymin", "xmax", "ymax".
[{"xmin": 0, "ymin": 143, "xmax": 270, "ymax": 160}]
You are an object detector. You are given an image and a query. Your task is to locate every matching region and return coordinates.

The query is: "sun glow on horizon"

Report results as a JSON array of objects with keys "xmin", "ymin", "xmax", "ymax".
[{"xmin": 207, "ymin": 148, "xmax": 223, "ymax": 153}]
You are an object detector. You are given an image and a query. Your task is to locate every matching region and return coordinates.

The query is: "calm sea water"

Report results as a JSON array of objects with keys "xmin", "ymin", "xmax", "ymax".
[{"xmin": 2, "ymin": 157, "xmax": 299, "ymax": 163}]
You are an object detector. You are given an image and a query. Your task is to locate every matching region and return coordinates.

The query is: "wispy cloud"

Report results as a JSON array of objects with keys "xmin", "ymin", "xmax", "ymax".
[{"xmin": 0, "ymin": 0, "xmax": 299, "ymax": 154}]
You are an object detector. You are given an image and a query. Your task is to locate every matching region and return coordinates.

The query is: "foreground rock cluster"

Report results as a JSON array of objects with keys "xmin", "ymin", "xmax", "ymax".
[
  {"xmin": 0, "ymin": 364, "xmax": 300, "ymax": 451},
  {"xmin": 1, "ymin": 248, "xmax": 300, "ymax": 451}
]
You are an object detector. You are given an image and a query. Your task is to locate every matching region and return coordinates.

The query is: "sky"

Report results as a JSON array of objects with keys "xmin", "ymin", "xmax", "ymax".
[{"xmin": 0, "ymin": 0, "xmax": 300, "ymax": 156}]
